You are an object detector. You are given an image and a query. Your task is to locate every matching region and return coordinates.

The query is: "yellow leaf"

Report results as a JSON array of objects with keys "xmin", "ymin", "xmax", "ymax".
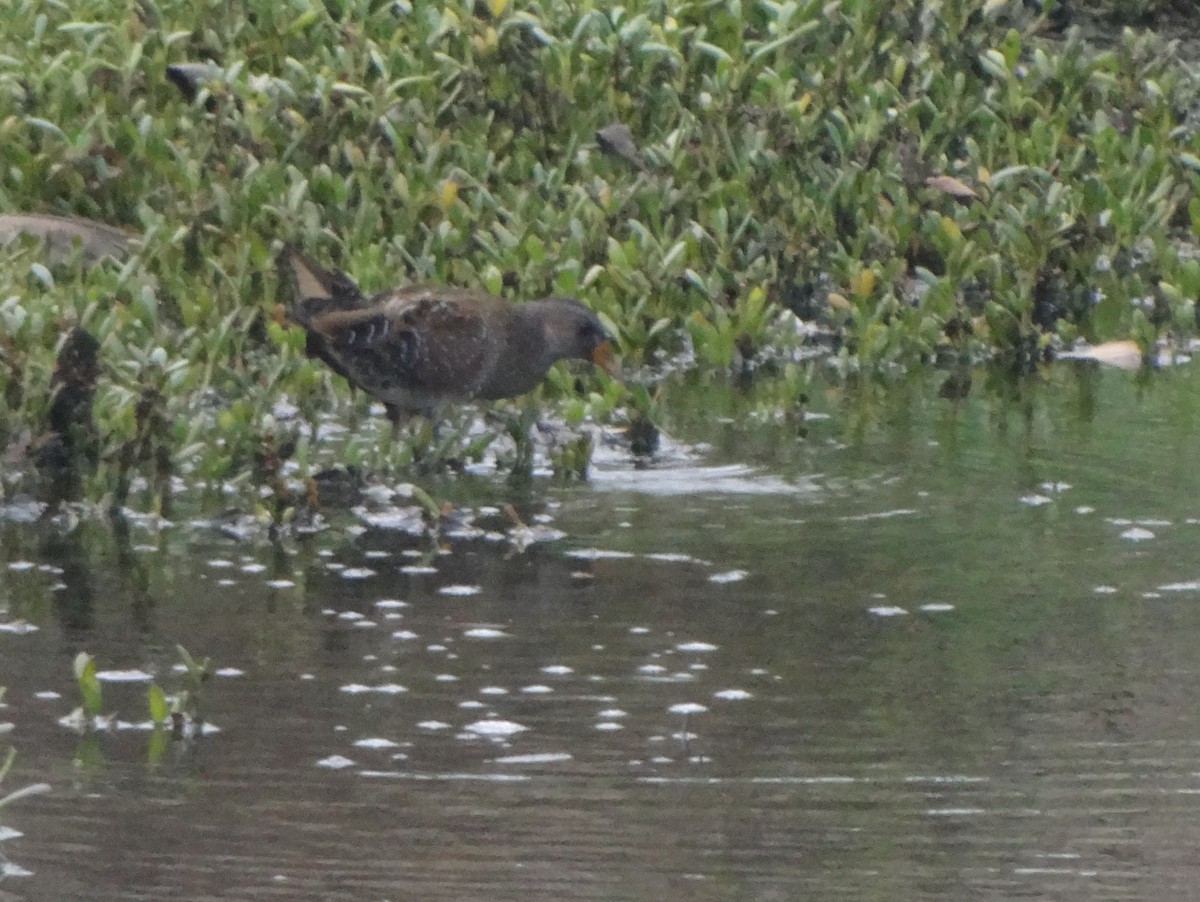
[
  {"xmin": 925, "ymin": 175, "xmax": 978, "ymax": 199},
  {"xmin": 850, "ymin": 269, "xmax": 876, "ymax": 299},
  {"xmin": 940, "ymin": 215, "xmax": 962, "ymax": 242},
  {"xmin": 827, "ymin": 292, "xmax": 851, "ymax": 311},
  {"xmin": 439, "ymin": 179, "xmax": 458, "ymax": 211},
  {"xmin": 489, "ymin": 0, "xmax": 509, "ymax": 15},
  {"xmin": 1060, "ymin": 340, "xmax": 1142, "ymax": 371},
  {"xmin": 342, "ymin": 143, "xmax": 364, "ymax": 167}
]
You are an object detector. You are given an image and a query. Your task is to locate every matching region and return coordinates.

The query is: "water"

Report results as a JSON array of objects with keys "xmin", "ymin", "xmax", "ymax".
[{"xmin": 4, "ymin": 364, "xmax": 1200, "ymax": 899}]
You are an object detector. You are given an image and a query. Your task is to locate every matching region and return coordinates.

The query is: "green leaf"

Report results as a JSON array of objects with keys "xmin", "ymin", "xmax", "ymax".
[
  {"xmin": 74, "ymin": 653, "xmax": 102, "ymax": 716},
  {"xmin": 289, "ymin": 9, "xmax": 321, "ymax": 33},
  {"xmin": 147, "ymin": 684, "xmax": 168, "ymax": 723}
]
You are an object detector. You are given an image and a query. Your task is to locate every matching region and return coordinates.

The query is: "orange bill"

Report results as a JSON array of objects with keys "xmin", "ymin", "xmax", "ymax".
[{"xmin": 591, "ymin": 340, "xmax": 621, "ymax": 379}]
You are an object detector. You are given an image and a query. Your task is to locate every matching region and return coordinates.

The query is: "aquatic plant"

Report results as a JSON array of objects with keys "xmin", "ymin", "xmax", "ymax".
[
  {"xmin": 72, "ymin": 651, "xmax": 104, "ymax": 720},
  {"xmin": 162, "ymin": 644, "xmax": 212, "ymax": 738},
  {"xmin": 0, "ymin": 0, "xmax": 1197, "ymax": 500}
]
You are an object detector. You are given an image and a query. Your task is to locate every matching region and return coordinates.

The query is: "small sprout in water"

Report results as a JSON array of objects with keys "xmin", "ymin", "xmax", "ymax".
[
  {"xmin": 73, "ymin": 652, "xmax": 103, "ymax": 717},
  {"xmin": 147, "ymin": 684, "xmax": 168, "ymax": 724}
]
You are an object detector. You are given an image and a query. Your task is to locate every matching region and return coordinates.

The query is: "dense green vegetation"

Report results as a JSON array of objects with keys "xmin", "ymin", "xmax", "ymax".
[{"xmin": 0, "ymin": 0, "xmax": 1198, "ymax": 503}]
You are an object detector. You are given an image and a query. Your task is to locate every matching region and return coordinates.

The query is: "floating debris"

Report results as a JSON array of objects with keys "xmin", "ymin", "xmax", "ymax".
[
  {"xmin": 437, "ymin": 584, "xmax": 481, "ymax": 596},
  {"xmin": 463, "ymin": 628, "xmax": 508, "ymax": 639},
  {"xmin": 354, "ymin": 505, "xmax": 427, "ymax": 533},
  {"xmin": 708, "ymin": 570, "xmax": 748, "ymax": 584},
  {"xmin": 339, "ymin": 683, "xmax": 408, "ymax": 695},
  {"xmin": 668, "ymin": 702, "xmax": 708, "ymax": 715},
  {"xmin": 508, "ymin": 524, "xmax": 567, "ymax": 551},
  {"xmin": 1120, "ymin": 527, "xmax": 1155, "ymax": 541},
  {"xmin": 315, "ymin": 755, "xmax": 356, "ymax": 769},
  {"xmin": 491, "ymin": 752, "xmax": 572, "ymax": 764},
  {"xmin": 1058, "ymin": 339, "xmax": 1142, "ymax": 371},
  {"xmin": 646, "ymin": 552, "xmax": 706, "ymax": 564},
  {"xmin": 918, "ymin": 603, "xmax": 955, "ymax": 612},
  {"xmin": 353, "ymin": 737, "xmax": 400, "ymax": 750},
  {"xmin": 676, "ymin": 641, "xmax": 718, "ymax": 653},
  {"xmin": 839, "ymin": 509, "xmax": 919, "ymax": 521},
  {"xmin": 564, "ymin": 548, "xmax": 635, "ymax": 560},
  {"xmin": 868, "ymin": 606, "xmax": 909, "ymax": 617},
  {"xmin": 713, "ymin": 689, "xmax": 753, "ymax": 700},
  {"xmin": 465, "ymin": 719, "xmax": 528, "ymax": 738},
  {"xmin": 95, "ymin": 669, "xmax": 153, "ymax": 683}
]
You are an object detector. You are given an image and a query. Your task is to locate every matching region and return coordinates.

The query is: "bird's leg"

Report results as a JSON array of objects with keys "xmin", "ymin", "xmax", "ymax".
[{"xmin": 385, "ymin": 403, "xmax": 403, "ymax": 441}]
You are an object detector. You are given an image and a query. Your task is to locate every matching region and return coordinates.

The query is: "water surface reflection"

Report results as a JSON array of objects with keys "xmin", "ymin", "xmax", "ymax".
[{"xmin": 4, "ymin": 366, "xmax": 1200, "ymax": 899}]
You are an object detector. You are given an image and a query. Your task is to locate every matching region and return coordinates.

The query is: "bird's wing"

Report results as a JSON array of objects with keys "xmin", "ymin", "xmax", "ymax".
[
  {"xmin": 280, "ymin": 246, "xmax": 367, "ymax": 325},
  {"xmin": 309, "ymin": 289, "xmax": 506, "ymax": 397}
]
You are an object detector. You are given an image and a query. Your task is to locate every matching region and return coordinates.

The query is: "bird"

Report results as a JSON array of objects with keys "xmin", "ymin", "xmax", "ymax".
[{"xmin": 281, "ymin": 247, "xmax": 618, "ymax": 429}]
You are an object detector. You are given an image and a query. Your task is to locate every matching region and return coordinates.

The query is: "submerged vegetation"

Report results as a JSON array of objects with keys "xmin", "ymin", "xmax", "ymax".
[{"xmin": 1, "ymin": 0, "xmax": 1199, "ymax": 506}]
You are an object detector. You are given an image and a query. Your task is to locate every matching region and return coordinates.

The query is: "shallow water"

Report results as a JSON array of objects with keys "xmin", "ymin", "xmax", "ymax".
[{"xmin": 5, "ymin": 364, "xmax": 1200, "ymax": 899}]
